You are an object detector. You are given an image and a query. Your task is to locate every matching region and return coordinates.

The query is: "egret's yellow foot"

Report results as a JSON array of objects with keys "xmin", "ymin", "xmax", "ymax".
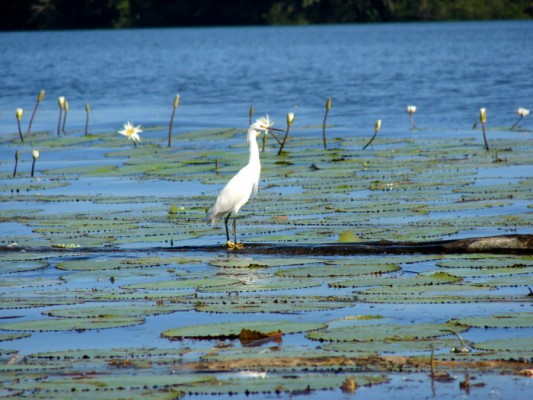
[{"xmin": 226, "ymin": 241, "xmax": 244, "ymax": 250}]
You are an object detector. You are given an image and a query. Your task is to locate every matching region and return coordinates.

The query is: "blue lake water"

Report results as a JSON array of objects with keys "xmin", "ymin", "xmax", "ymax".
[{"xmin": 1, "ymin": 20, "xmax": 532, "ymax": 136}]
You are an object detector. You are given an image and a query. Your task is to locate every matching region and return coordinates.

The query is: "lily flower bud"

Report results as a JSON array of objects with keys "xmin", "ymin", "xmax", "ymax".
[
  {"xmin": 479, "ymin": 108, "xmax": 487, "ymax": 124},
  {"xmin": 287, "ymin": 112, "xmax": 295, "ymax": 127}
]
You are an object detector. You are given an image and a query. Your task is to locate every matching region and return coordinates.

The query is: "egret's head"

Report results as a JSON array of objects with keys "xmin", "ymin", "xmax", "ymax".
[{"xmin": 250, "ymin": 115, "xmax": 283, "ymax": 137}]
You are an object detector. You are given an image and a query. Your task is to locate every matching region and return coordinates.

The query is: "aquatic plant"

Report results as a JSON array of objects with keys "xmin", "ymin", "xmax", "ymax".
[
  {"xmin": 168, "ymin": 94, "xmax": 180, "ymax": 147},
  {"xmin": 57, "ymin": 96, "xmax": 65, "ymax": 136},
  {"xmin": 479, "ymin": 107, "xmax": 489, "ymax": 150},
  {"xmin": 118, "ymin": 121, "xmax": 142, "ymax": 147},
  {"xmin": 261, "ymin": 115, "xmax": 282, "ymax": 152},
  {"xmin": 278, "ymin": 111, "xmax": 295, "ymax": 155},
  {"xmin": 511, "ymin": 107, "xmax": 529, "ymax": 130},
  {"xmin": 13, "ymin": 150, "xmax": 19, "ymax": 178},
  {"xmin": 249, "ymin": 104, "xmax": 254, "ymax": 125},
  {"xmin": 31, "ymin": 149, "xmax": 39, "ymax": 177},
  {"xmin": 15, "ymin": 108, "xmax": 24, "ymax": 143},
  {"xmin": 26, "ymin": 89, "xmax": 45, "ymax": 136},
  {"xmin": 323, "ymin": 97, "xmax": 331, "ymax": 149},
  {"xmin": 406, "ymin": 105, "xmax": 417, "ymax": 129},
  {"xmin": 84, "ymin": 103, "xmax": 90, "ymax": 136},
  {"xmin": 61, "ymin": 100, "xmax": 69, "ymax": 134},
  {"xmin": 362, "ymin": 119, "xmax": 382, "ymax": 150}
]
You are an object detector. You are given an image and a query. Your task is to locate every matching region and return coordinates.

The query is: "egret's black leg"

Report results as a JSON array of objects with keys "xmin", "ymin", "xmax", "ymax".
[
  {"xmin": 232, "ymin": 217, "xmax": 237, "ymax": 245},
  {"xmin": 224, "ymin": 214, "xmax": 231, "ymax": 243}
]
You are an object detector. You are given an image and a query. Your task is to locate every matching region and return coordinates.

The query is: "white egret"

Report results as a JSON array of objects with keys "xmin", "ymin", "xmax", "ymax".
[{"xmin": 207, "ymin": 116, "xmax": 283, "ymax": 249}]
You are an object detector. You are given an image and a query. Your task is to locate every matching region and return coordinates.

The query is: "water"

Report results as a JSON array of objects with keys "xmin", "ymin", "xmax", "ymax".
[
  {"xmin": 1, "ymin": 21, "xmax": 532, "ymax": 136},
  {"xmin": 0, "ymin": 23, "xmax": 532, "ymax": 398}
]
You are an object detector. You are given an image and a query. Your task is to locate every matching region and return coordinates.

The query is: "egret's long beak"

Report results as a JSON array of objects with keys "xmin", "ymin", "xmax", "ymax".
[{"xmin": 267, "ymin": 126, "xmax": 285, "ymax": 132}]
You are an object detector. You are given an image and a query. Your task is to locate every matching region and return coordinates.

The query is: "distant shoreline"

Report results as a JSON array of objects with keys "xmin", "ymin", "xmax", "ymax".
[{"xmin": 1, "ymin": 0, "xmax": 532, "ymax": 31}]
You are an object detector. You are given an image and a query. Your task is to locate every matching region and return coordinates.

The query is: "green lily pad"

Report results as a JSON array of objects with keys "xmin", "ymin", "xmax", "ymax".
[
  {"xmin": 276, "ymin": 260, "xmax": 400, "ymax": 278},
  {"xmin": 307, "ymin": 321, "xmax": 467, "ymax": 342},
  {"xmin": 0, "ymin": 316, "xmax": 145, "ymax": 331},
  {"xmin": 474, "ymin": 337, "xmax": 533, "ymax": 352},
  {"xmin": 123, "ymin": 277, "xmax": 240, "ymax": 290},
  {"xmin": 457, "ymin": 312, "xmax": 533, "ymax": 328},
  {"xmin": 45, "ymin": 303, "xmax": 191, "ymax": 318},
  {"xmin": 161, "ymin": 320, "xmax": 326, "ymax": 340},
  {"xmin": 330, "ymin": 271, "xmax": 462, "ymax": 288},
  {"xmin": 190, "ymin": 295, "xmax": 353, "ymax": 313},
  {"xmin": 0, "ymin": 332, "xmax": 32, "ymax": 342},
  {"xmin": 322, "ymin": 337, "xmax": 468, "ymax": 355}
]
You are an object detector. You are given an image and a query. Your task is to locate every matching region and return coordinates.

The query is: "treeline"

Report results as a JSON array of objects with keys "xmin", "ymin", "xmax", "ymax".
[{"xmin": 2, "ymin": 0, "xmax": 532, "ymax": 30}]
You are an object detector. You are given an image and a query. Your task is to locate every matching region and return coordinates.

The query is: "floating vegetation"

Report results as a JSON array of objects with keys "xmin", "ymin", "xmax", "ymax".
[
  {"xmin": 0, "ymin": 123, "xmax": 531, "ymax": 397},
  {"xmin": 162, "ymin": 320, "xmax": 326, "ymax": 340},
  {"xmin": 307, "ymin": 321, "xmax": 467, "ymax": 343}
]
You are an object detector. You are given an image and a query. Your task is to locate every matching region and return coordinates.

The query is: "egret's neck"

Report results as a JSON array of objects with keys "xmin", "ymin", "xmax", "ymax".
[{"xmin": 247, "ymin": 130, "xmax": 261, "ymax": 167}]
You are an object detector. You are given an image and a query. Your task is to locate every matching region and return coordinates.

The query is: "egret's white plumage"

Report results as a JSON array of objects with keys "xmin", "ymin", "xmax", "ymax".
[{"xmin": 207, "ymin": 116, "xmax": 279, "ymax": 248}]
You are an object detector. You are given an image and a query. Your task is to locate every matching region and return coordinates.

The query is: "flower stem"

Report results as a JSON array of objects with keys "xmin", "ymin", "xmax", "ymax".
[
  {"xmin": 362, "ymin": 129, "xmax": 379, "ymax": 150},
  {"xmin": 61, "ymin": 109, "xmax": 68, "ymax": 135},
  {"xmin": 168, "ymin": 107, "xmax": 177, "ymax": 148},
  {"xmin": 27, "ymin": 99, "xmax": 41, "ymax": 137},
  {"xmin": 322, "ymin": 109, "xmax": 329, "ymax": 149},
  {"xmin": 13, "ymin": 151, "xmax": 19, "ymax": 178},
  {"xmin": 85, "ymin": 110, "xmax": 90, "ymax": 136},
  {"xmin": 277, "ymin": 125, "xmax": 291, "ymax": 155},
  {"xmin": 409, "ymin": 113, "xmax": 417, "ymax": 129},
  {"xmin": 323, "ymin": 97, "xmax": 332, "ymax": 149},
  {"xmin": 481, "ymin": 121, "xmax": 489, "ymax": 151},
  {"xmin": 249, "ymin": 105, "xmax": 254, "ymax": 126},
  {"xmin": 510, "ymin": 116, "xmax": 522, "ymax": 130},
  {"xmin": 17, "ymin": 120, "xmax": 24, "ymax": 143},
  {"xmin": 31, "ymin": 159, "xmax": 36, "ymax": 177},
  {"xmin": 57, "ymin": 109, "xmax": 62, "ymax": 136}
]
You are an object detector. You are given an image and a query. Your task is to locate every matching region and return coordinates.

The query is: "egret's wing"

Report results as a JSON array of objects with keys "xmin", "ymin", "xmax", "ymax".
[{"xmin": 207, "ymin": 168, "xmax": 253, "ymax": 223}]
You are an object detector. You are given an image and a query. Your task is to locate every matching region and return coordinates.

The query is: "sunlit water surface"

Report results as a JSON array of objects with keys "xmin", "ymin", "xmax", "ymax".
[{"xmin": 1, "ymin": 21, "xmax": 532, "ymax": 135}]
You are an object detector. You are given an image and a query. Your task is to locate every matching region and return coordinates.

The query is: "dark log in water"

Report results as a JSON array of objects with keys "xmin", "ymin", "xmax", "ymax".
[
  {"xmin": 177, "ymin": 234, "xmax": 533, "ymax": 256},
  {"xmin": 2, "ymin": 234, "xmax": 531, "ymax": 255}
]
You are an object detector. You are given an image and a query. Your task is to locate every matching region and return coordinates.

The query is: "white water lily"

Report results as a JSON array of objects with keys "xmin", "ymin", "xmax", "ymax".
[
  {"xmin": 406, "ymin": 105, "xmax": 417, "ymax": 114},
  {"xmin": 516, "ymin": 107, "xmax": 530, "ymax": 117},
  {"xmin": 32, "ymin": 149, "xmax": 40, "ymax": 160},
  {"xmin": 16, "ymin": 108, "xmax": 23, "ymax": 121},
  {"xmin": 118, "ymin": 121, "xmax": 142, "ymax": 144}
]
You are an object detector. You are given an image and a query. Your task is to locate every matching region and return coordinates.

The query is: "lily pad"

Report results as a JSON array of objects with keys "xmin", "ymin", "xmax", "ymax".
[
  {"xmin": 123, "ymin": 277, "xmax": 240, "ymax": 290},
  {"xmin": 330, "ymin": 271, "xmax": 462, "ymax": 288},
  {"xmin": 190, "ymin": 295, "xmax": 353, "ymax": 313},
  {"xmin": 307, "ymin": 321, "xmax": 467, "ymax": 342},
  {"xmin": 161, "ymin": 320, "xmax": 326, "ymax": 340},
  {"xmin": 457, "ymin": 312, "xmax": 533, "ymax": 329},
  {"xmin": 0, "ymin": 316, "xmax": 145, "ymax": 331}
]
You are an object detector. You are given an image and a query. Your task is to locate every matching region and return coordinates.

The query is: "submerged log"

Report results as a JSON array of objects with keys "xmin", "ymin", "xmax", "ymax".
[
  {"xmin": 211, "ymin": 234, "xmax": 533, "ymax": 256},
  {"xmin": 1, "ymin": 234, "xmax": 531, "ymax": 255}
]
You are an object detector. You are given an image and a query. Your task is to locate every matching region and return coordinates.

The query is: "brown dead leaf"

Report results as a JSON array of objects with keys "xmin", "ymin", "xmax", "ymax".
[
  {"xmin": 238, "ymin": 328, "xmax": 282, "ymax": 346},
  {"xmin": 341, "ymin": 376, "xmax": 357, "ymax": 393}
]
